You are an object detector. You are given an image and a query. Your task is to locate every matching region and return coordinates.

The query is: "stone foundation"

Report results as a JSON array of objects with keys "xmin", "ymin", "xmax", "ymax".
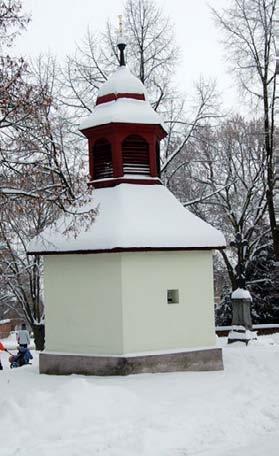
[{"xmin": 40, "ymin": 347, "xmax": 224, "ymax": 376}]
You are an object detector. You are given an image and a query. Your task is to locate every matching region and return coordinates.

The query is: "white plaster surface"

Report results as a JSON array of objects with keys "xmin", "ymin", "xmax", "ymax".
[
  {"xmin": 44, "ymin": 251, "xmax": 216, "ymax": 355},
  {"xmin": 44, "ymin": 254, "xmax": 123, "ymax": 355},
  {"xmin": 121, "ymin": 251, "xmax": 216, "ymax": 352}
]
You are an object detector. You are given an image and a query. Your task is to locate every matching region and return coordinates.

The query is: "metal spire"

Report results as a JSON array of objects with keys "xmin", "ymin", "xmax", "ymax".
[{"xmin": 117, "ymin": 15, "xmax": 126, "ymax": 66}]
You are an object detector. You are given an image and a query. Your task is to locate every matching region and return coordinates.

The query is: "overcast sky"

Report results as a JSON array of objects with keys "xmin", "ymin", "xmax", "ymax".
[{"xmin": 15, "ymin": 0, "xmax": 237, "ymax": 109}]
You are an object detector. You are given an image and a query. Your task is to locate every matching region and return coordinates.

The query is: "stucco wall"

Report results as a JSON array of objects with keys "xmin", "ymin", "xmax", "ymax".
[
  {"xmin": 44, "ymin": 250, "xmax": 216, "ymax": 356},
  {"xmin": 44, "ymin": 254, "xmax": 123, "ymax": 354},
  {"xmin": 121, "ymin": 251, "xmax": 216, "ymax": 353}
]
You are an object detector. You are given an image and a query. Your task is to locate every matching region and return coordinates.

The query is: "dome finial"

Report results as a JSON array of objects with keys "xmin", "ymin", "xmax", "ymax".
[{"xmin": 117, "ymin": 15, "xmax": 126, "ymax": 66}]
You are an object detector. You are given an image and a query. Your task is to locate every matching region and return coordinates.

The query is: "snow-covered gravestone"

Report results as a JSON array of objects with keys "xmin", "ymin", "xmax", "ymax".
[
  {"xmin": 228, "ymin": 288, "xmax": 257, "ymax": 345},
  {"xmin": 28, "ymin": 39, "xmax": 226, "ymax": 375},
  {"xmin": 228, "ymin": 232, "xmax": 256, "ymax": 344}
]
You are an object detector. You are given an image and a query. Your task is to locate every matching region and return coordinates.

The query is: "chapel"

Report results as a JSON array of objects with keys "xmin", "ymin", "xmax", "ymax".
[{"xmin": 29, "ymin": 36, "xmax": 226, "ymax": 375}]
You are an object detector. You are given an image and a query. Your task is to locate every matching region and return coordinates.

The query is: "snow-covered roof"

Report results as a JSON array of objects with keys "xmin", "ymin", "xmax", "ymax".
[
  {"xmin": 28, "ymin": 184, "xmax": 226, "ymax": 254},
  {"xmin": 79, "ymin": 66, "xmax": 166, "ymax": 132},
  {"xmin": 79, "ymin": 98, "xmax": 166, "ymax": 131},
  {"xmin": 98, "ymin": 66, "xmax": 147, "ymax": 98},
  {"xmin": 0, "ymin": 319, "xmax": 11, "ymax": 325}
]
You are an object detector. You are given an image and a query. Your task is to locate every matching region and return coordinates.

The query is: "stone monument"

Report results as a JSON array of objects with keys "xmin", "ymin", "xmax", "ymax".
[{"xmin": 228, "ymin": 233, "xmax": 257, "ymax": 344}]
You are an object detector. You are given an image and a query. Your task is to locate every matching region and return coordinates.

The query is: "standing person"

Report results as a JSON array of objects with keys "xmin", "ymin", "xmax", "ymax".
[{"xmin": 17, "ymin": 323, "xmax": 30, "ymax": 348}]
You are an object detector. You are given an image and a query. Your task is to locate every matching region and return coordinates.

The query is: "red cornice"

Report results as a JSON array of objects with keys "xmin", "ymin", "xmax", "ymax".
[
  {"xmin": 88, "ymin": 177, "xmax": 162, "ymax": 188},
  {"xmin": 28, "ymin": 246, "xmax": 225, "ymax": 256},
  {"xmin": 81, "ymin": 122, "xmax": 167, "ymax": 140},
  {"xmin": 96, "ymin": 92, "xmax": 145, "ymax": 105}
]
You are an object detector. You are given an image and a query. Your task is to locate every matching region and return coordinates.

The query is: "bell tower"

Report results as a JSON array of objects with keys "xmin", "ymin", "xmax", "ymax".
[
  {"xmin": 79, "ymin": 34, "xmax": 167, "ymax": 188},
  {"xmin": 32, "ymin": 23, "xmax": 225, "ymax": 377}
]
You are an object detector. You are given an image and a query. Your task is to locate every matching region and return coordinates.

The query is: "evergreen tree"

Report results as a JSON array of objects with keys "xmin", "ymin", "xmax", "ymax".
[
  {"xmin": 215, "ymin": 285, "xmax": 232, "ymax": 326},
  {"xmin": 246, "ymin": 242, "xmax": 279, "ymax": 323}
]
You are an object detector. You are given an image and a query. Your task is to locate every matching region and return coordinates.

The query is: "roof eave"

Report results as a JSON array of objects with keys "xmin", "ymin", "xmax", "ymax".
[
  {"xmin": 79, "ymin": 121, "xmax": 168, "ymax": 137},
  {"xmin": 27, "ymin": 245, "xmax": 226, "ymax": 256}
]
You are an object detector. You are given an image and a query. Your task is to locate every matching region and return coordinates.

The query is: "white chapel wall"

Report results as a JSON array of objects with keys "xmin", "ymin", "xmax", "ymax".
[
  {"xmin": 121, "ymin": 251, "xmax": 216, "ymax": 353},
  {"xmin": 44, "ymin": 250, "xmax": 216, "ymax": 356},
  {"xmin": 44, "ymin": 253, "xmax": 123, "ymax": 354}
]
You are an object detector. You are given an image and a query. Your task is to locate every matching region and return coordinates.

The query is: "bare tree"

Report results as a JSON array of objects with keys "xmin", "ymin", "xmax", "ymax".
[
  {"xmin": 169, "ymin": 116, "xmax": 268, "ymax": 291},
  {"xmin": 0, "ymin": 0, "xmax": 29, "ymax": 44},
  {"xmin": 107, "ymin": 0, "xmax": 178, "ymax": 110},
  {"xmin": 61, "ymin": 0, "xmax": 221, "ymax": 180},
  {"xmin": 0, "ymin": 198, "xmax": 51, "ymax": 350},
  {"xmin": 0, "ymin": 55, "xmax": 96, "ymax": 349},
  {"xmin": 61, "ymin": 0, "xmax": 179, "ymax": 122},
  {"xmin": 0, "ymin": 5, "xmax": 94, "ymax": 348},
  {"xmin": 212, "ymin": 0, "xmax": 278, "ymax": 255},
  {"xmin": 161, "ymin": 78, "xmax": 221, "ymax": 179}
]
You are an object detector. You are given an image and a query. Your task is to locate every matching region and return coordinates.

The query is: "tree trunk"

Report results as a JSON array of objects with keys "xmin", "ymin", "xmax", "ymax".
[
  {"xmin": 273, "ymin": 229, "xmax": 279, "ymax": 260},
  {"xmin": 32, "ymin": 324, "xmax": 45, "ymax": 351},
  {"xmin": 266, "ymin": 188, "xmax": 279, "ymax": 258}
]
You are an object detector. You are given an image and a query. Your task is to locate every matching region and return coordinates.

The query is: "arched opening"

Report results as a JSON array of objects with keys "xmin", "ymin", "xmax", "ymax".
[
  {"xmin": 93, "ymin": 138, "xmax": 113, "ymax": 180},
  {"xmin": 122, "ymin": 135, "xmax": 150, "ymax": 176}
]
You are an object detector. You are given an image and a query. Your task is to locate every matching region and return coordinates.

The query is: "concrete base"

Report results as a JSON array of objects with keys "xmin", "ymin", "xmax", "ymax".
[
  {"xmin": 40, "ymin": 348, "xmax": 224, "ymax": 376},
  {"xmin": 228, "ymin": 327, "xmax": 257, "ymax": 345}
]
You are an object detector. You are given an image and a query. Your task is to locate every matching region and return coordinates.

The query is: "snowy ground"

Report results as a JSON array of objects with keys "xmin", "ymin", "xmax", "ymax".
[{"xmin": 1, "ymin": 335, "xmax": 279, "ymax": 456}]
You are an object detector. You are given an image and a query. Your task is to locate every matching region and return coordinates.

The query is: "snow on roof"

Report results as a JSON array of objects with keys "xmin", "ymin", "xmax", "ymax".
[
  {"xmin": 98, "ymin": 66, "xmax": 147, "ymax": 98},
  {"xmin": 79, "ymin": 98, "xmax": 166, "ymax": 131},
  {"xmin": 231, "ymin": 288, "xmax": 252, "ymax": 300},
  {"xmin": 0, "ymin": 319, "xmax": 11, "ymax": 325},
  {"xmin": 79, "ymin": 65, "xmax": 166, "ymax": 132},
  {"xmin": 28, "ymin": 184, "xmax": 226, "ymax": 254}
]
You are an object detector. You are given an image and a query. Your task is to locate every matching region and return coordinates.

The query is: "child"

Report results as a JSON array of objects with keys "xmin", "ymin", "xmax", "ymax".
[{"xmin": 9, "ymin": 346, "xmax": 33, "ymax": 368}]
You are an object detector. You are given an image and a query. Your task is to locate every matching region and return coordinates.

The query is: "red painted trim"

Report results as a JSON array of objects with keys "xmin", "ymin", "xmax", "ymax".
[
  {"xmin": 148, "ymin": 137, "xmax": 158, "ymax": 177},
  {"xmin": 96, "ymin": 92, "xmax": 145, "ymax": 106},
  {"xmin": 88, "ymin": 137, "xmax": 94, "ymax": 180},
  {"xmin": 81, "ymin": 123, "xmax": 167, "ymax": 140},
  {"xmin": 113, "ymin": 131, "xmax": 123, "ymax": 178},
  {"xmin": 88, "ymin": 177, "xmax": 162, "ymax": 188},
  {"xmin": 28, "ymin": 246, "xmax": 226, "ymax": 256},
  {"xmin": 81, "ymin": 123, "xmax": 167, "ymax": 188}
]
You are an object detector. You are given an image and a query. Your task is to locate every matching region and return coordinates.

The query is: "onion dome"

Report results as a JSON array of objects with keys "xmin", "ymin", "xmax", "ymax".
[
  {"xmin": 79, "ymin": 65, "xmax": 165, "ymax": 132},
  {"xmin": 97, "ymin": 66, "xmax": 148, "ymax": 104},
  {"xmin": 79, "ymin": 41, "xmax": 165, "ymax": 132}
]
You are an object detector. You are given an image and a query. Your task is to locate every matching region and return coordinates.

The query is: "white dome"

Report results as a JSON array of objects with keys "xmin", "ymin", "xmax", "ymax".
[{"xmin": 98, "ymin": 66, "xmax": 147, "ymax": 98}]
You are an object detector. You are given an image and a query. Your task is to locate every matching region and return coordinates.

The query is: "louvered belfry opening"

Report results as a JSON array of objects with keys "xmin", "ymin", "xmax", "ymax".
[
  {"xmin": 93, "ymin": 138, "xmax": 113, "ymax": 180},
  {"xmin": 122, "ymin": 134, "xmax": 150, "ymax": 176}
]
